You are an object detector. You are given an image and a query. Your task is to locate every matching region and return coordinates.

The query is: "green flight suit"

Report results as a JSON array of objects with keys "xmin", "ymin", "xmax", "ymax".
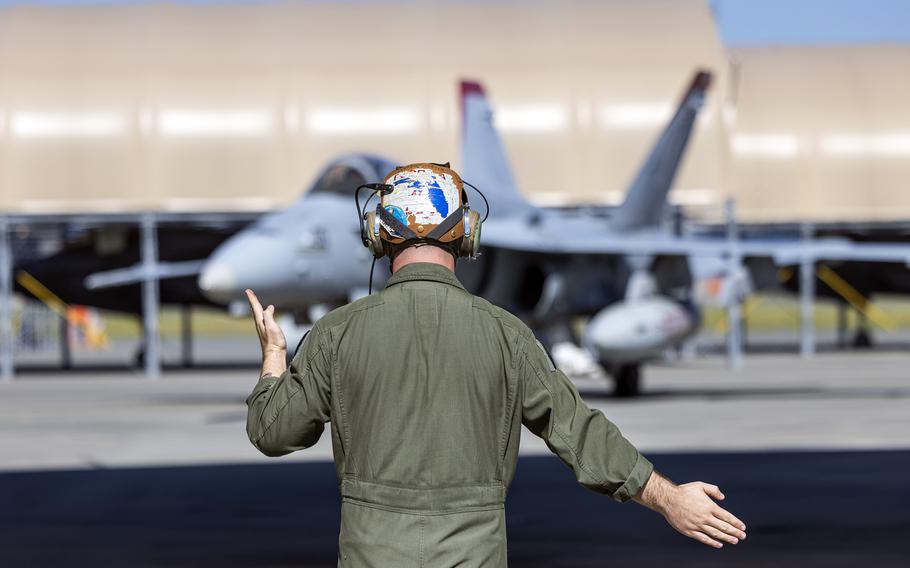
[{"xmin": 246, "ymin": 262, "xmax": 653, "ymax": 567}]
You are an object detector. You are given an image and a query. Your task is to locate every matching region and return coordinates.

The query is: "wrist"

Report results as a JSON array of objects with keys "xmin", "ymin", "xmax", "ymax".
[
  {"xmin": 637, "ymin": 470, "xmax": 677, "ymax": 516},
  {"xmin": 260, "ymin": 346, "xmax": 288, "ymax": 379},
  {"xmin": 263, "ymin": 345, "xmax": 286, "ymax": 356}
]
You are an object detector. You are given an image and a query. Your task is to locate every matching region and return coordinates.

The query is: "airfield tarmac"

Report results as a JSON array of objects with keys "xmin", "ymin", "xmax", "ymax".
[{"xmin": 1, "ymin": 352, "xmax": 908, "ymax": 566}]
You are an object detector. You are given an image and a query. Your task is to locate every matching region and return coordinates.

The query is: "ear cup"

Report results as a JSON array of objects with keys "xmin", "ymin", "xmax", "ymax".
[
  {"xmin": 470, "ymin": 213, "xmax": 482, "ymax": 257},
  {"xmin": 362, "ymin": 211, "xmax": 385, "ymax": 259},
  {"xmin": 360, "ymin": 213, "xmax": 371, "ymax": 248},
  {"xmin": 460, "ymin": 208, "xmax": 482, "ymax": 258}
]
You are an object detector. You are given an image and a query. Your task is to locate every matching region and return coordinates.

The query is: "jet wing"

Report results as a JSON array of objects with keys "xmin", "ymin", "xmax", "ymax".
[
  {"xmin": 85, "ymin": 260, "xmax": 206, "ymax": 290},
  {"xmin": 480, "ymin": 219, "xmax": 910, "ymax": 265},
  {"xmin": 14, "ymin": 215, "xmax": 256, "ymax": 313}
]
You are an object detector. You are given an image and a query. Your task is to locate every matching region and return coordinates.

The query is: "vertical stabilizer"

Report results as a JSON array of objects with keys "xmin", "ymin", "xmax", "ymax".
[
  {"xmin": 460, "ymin": 81, "xmax": 532, "ymax": 218},
  {"xmin": 610, "ymin": 70, "xmax": 713, "ymax": 231}
]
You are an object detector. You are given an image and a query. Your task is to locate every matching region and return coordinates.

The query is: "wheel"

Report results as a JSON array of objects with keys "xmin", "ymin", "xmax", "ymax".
[
  {"xmin": 613, "ymin": 364, "xmax": 641, "ymax": 398},
  {"xmin": 853, "ymin": 329, "xmax": 873, "ymax": 349}
]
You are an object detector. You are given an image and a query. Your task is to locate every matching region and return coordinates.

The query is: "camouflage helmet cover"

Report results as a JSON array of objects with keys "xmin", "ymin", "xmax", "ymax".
[{"xmin": 379, "ymin": 163, "xmax": 467, "ymax": 245}]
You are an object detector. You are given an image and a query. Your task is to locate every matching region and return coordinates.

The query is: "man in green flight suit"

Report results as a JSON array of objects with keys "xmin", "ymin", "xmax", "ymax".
[{"xmin": 245, "ymin": 163, "xmax": 746, "ymax": 566}]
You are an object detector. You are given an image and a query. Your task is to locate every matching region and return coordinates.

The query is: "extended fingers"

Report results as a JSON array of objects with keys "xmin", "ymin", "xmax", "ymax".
[
  {"xmin": 713, "ymin": 506, "xmax": 747, "ymax": 532},
  {"xmin": 690, "ymin": 530, "xmax": 724, "ymax": 549},
  {"xmin": 245, "ymin": 289, "xmax": 264, "ymax": 323},
  {"xmin": 704, "ymin": 517, "xmax": 744, "ymax": 543},
  {"xmin": 263, "ymin": 304, "xmax": 280, "ymax": 330}
]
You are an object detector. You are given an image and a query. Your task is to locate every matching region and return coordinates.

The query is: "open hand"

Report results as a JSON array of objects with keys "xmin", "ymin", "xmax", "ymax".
[
  {"xmin": 245, "ymin": 289, "xmax": 287, "ymax": 356},
  {"xmin": 662, "ymin": 482, "xmax": 747, "ymax": 548}
]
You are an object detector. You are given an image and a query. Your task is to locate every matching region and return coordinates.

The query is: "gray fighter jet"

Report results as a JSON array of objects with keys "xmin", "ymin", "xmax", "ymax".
[
  {"xmin": 199, "ymin": 72, "xmax": 714, "ymax": 395},
  {"xmin": 198, "ymin": 154, "xmax": 396, "ymax": 316},
  {"xmin": 458, "ymin": 74, "xmax": 910, "ymax": 395},
  {"xmin": 462, "ymin": 72, "xmax": 910, "ymax": 395},
  {"xmin": 453, "ymin": 73, "xmax": 712, "ymax": 395},
  {"xmin": 198, "ymin": 71, "xmax": 910, "ymax": 396}
]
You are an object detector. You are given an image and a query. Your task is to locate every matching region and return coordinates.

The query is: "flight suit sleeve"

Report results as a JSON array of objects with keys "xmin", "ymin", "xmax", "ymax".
[
  {"xmin": 245, "ymin": 325, "xmax": 332, "ymax": 457},
  {"xmin": 519, "ymin": 335, "xmax": 653, "ymax": 502}
]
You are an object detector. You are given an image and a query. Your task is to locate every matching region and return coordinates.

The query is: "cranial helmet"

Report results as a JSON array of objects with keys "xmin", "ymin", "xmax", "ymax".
[{"xmin": 361, "ymin": 162, "xmax": 482, "ymax": 260}]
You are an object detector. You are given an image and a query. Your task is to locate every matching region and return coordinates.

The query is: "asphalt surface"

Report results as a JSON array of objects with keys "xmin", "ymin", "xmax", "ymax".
[
  {"xmin": 2, "ymin": 352, "xmax": 909, "ymax": 566},
  {"xmin": 1, "ymin": 450, "xmax": 908, "ymax": 567}
]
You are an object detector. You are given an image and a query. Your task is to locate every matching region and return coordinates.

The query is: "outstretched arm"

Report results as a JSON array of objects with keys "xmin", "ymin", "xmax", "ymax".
[
  {"xmin": 519, "ymin": 335, "xmax": 653, "ymax": 501},
  {"xmin": 634, "ymin": 470, "xmax": 747, "ymax": 548},
  {"xmin": 517, "ymin": 329, "xmax": 746, "ymax": 548}
]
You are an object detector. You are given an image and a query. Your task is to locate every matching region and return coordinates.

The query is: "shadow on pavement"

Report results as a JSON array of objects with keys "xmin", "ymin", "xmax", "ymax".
[{"xmin": 1, "ymin": 450, "xmax": 908, "ymax": 567}]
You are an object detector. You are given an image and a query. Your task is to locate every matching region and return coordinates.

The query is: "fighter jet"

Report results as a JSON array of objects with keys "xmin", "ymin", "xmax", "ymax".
[
  {"xmin": 198, "ymin": 70, "xmax": 910, "ymax": 395},
  {"xmin": 198, "ymin": 154, "xmax": 397, "ymax": 320},
  {"xmin": 453, "ymin": 72, "xmax": 712, "ymax": 395},
  {"xmin": 198, "ymin": 72, "xmax": 715, "ymax": 395},
  {"xmin": 460, "ymin": 73, "xmax": 910, "ymax": 396}
]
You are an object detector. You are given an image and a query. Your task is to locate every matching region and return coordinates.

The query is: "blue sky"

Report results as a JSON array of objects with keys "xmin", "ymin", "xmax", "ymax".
[
  {"xmin": 710, "ymin": 0, "xmax": 910, "ymax": 45},
  {"xmin": 0, "ymin": 0, "xmax": 907, "ymax": 46}
]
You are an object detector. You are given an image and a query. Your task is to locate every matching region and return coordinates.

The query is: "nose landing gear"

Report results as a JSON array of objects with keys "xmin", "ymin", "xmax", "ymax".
[{"xmin": 600, "ymin": 361, "xmax": 641, "ymax": 397}]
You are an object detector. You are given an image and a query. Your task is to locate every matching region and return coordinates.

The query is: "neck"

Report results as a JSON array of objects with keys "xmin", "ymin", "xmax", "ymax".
[{"xmin": 392, "ymin": 245, "xmax": 456, "ymax": 273}]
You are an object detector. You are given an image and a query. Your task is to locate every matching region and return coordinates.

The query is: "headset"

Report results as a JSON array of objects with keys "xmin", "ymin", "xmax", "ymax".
[{"xmin": 355, "ymin": 163, "xmax": 488, "ymax": 262}]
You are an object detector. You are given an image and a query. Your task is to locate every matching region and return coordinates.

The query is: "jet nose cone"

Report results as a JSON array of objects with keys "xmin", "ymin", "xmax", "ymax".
[
  {"xmin": 198, "ymin": 231, "xmax": 298, "ymax": 305},
  {"xmin": 198, "ymin": 261, "xmax": 238, "ymax": 304}
]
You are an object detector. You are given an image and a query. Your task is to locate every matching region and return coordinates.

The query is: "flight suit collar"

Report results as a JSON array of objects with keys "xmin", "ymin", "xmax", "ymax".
[{"xmin": 385, "ymin": 262, "xmax": 466, "ymax": 291}]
